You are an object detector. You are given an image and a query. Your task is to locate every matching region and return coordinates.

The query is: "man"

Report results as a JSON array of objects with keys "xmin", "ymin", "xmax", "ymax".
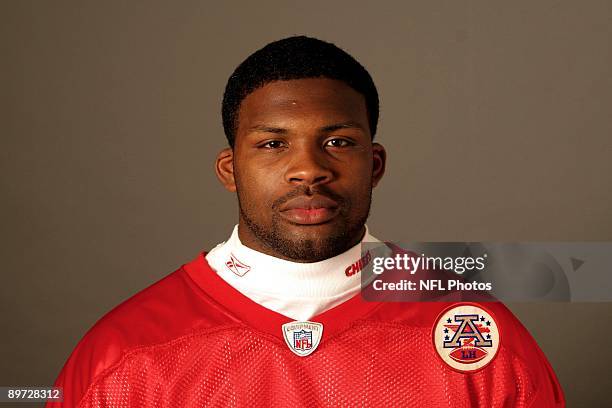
[{"xmin": 49, "ymin": 36, "xmax": 564, "ymax": 407}]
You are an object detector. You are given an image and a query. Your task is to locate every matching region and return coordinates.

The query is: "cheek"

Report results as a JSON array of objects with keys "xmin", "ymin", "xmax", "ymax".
[
  {"xmin": 351, "ymin": 185, "xmax": 373, "ymax": 210},
  {"xmin": 238, "ymin": 152, "xmax": 287, "ymax": 184},
  {"xmin": 345, "ymin": 168, "xmax": 374, "ymax": 209},
  {"xmin": 345, "ymin": 162, "xmax": 373, "ymax": 193},
  {"xmin": 235, "ymin": 165, "xmax": 278, "ymax": 209}
]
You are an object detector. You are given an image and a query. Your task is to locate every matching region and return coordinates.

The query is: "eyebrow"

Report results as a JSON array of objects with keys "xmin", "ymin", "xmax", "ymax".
[
  {"xmin": 248, "ymin": 121, "xmax": 365, "ymax": 134},
  {"xmin": 248, "ymin": 125, "xmax": 287, "ymax": 134},
  {"xmin": 320, "ymin": 121, "xmax": 365, "ymax": 132}
]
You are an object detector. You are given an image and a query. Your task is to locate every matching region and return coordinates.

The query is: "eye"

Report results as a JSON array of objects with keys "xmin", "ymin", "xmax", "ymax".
[
  {"xmin": 325, "ymin": 138, "xmax": 353, "ymax": 148},
  {"xmin": 261, "ymin": 140, "xmax": 285, "ymax": 149}
]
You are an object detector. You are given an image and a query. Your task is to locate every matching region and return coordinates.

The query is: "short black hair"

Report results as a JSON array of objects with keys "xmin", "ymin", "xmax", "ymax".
[{"xmin": 222, "ymin": 36, "xmax": 379, "ymax": 147}]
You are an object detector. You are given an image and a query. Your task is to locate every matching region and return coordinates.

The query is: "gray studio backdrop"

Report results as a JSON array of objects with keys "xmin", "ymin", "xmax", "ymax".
[{"xmin": 2, "ymin": 1, "xmax": 611, "ymax": 406}]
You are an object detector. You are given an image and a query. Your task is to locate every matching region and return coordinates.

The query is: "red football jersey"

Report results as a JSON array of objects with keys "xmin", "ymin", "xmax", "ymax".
[{"xmin": 48, "ymin": 252, "xmax": 565, "ymax": 407}]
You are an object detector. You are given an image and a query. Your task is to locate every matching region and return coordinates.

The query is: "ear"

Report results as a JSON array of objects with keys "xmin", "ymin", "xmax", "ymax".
[
  {"xmin": 215, "ymin": 147, "xmax": 236, "ymax": 192},
  {"xmin": 371, "ymin": 142, "xmax": 386, "ymax": 188}
]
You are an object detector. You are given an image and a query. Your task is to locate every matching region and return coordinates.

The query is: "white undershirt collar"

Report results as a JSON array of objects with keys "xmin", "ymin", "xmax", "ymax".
[{"xmin": 205, "ymin": 225, "xmax": 379, "ymax": 321}]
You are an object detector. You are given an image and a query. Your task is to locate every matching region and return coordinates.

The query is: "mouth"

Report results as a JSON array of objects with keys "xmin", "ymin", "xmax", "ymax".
[{"xmin": 279, "ymin": 195, "xmax": 340, "ymax": 225}]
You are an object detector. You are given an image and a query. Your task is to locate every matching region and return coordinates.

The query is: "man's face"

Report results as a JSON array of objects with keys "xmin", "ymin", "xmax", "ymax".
[{"xmin": 216, "ymin": 78, "xmax": 385, "ymax": 262}]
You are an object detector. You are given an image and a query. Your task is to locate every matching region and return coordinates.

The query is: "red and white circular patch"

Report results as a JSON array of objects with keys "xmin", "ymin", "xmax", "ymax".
[{"xmin": 432, "ymin": 303, "xmax": 501, "ymax": 372}]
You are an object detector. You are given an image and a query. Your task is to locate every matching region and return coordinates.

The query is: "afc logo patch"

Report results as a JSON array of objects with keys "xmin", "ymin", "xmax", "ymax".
[
  {"xmin": 432, "ymin": 303, "xmax": 501, "ymax": 372},
  {"xmin": 282, "ymin": 321, "xmax": 323, "ymax": 357}
]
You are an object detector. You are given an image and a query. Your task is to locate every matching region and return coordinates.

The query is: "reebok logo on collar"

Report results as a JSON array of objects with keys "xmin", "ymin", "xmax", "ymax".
[{"xmin": 225, "ymin": 253, "xmax": 251, "ymax": 277}]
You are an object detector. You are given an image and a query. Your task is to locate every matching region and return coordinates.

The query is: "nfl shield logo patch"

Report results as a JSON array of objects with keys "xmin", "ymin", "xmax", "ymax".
[
  {"xmin": 432, "ymin": 303, "xmax": 501, "ymax": 372},
  {"xmin": 282, "ymin": 321, "xmax": 323, "ymax": 357},
  {"xmin": 293, "ymin": 329, "xmax": 312, "ymax": 350}
]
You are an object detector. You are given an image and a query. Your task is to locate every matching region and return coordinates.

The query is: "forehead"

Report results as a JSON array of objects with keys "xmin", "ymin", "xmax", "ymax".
[{"xmin": 236, "ymin": 78, "xmax": 369, "ymax": 134}]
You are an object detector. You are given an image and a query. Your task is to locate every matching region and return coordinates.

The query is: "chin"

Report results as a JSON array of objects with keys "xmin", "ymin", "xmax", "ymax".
[
  {"xmin": 276, "ymin": 229, "xmax": 354, "ymax": 262},
  {"xmin": 283, "ymin": 222, "xmax": 345, "ymax": 240}
]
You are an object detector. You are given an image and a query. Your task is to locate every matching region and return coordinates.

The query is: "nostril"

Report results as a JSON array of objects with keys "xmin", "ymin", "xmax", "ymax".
[{"xmin": 285, "ymin": 154, "xmax": 334, "ymax": 186}]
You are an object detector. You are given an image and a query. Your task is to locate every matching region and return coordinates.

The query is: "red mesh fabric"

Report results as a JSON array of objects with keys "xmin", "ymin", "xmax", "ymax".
[{"xmin": 80, "ymin": 322, "xmax": 534, "ymax": 408}]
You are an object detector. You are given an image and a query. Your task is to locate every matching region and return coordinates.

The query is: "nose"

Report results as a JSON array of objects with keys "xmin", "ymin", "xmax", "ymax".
[{"xmin": 285, "ymin": 145, "xmax": 334, "ymax": 187}]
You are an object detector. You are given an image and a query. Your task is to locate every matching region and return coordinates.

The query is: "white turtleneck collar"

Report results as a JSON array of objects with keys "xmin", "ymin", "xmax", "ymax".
[{"xmin": 205, "ymin": 225, "xmax": 380, "ymax": 321}]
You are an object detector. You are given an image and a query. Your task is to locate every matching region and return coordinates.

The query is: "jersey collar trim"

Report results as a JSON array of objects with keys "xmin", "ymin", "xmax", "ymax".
[{"xmin": 183, "ymin": 252, "xmax": 384, "ymax": 342}]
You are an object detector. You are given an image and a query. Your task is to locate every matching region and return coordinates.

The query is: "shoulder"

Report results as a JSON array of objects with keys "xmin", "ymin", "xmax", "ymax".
[
  {"xmin": 476, "ymin": 302, "xmax": 565, "ymax": 407},
  {"xmin": 49, "ymin": 261, "xmax": 232, "ymax": 407},
  {"xmin": 382, "ymin": 300, "xmax": 554, "ymax": 369},
  {"xmin": 372, "ymin": 301, "xmax": 564, "ymax": 406}
]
